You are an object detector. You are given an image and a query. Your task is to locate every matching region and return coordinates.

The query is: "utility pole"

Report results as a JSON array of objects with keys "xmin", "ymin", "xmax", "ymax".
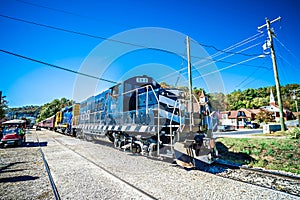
[
  {"xmin": 290, "ymin": 89, "xmax": 299, "ymax": 112},
  {"xmin": 186, "ymin": 36, "xmax": 193, "ymax": 132},
  {"xmin": 258, "ymin": 17, "xmax": 285, "ymax": 131}
]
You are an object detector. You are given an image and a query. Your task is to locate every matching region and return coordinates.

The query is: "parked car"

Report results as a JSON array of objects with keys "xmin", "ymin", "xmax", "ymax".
[
  {"xmin": 246, "ymin": 122, "xmax": 259, "ymax": 129},
  {"xmin": 218, "ymin": 125, "xmax": 231, "ymax": 132}
]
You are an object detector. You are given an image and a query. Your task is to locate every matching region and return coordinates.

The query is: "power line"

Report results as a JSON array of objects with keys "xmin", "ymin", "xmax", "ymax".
[
  {"xmin": 190, "ymin": 37, "xmax": 263, "ymax": 57},
  {"xmin": 158, "ymin": 40, "xmax": 264, "ymax": 82},
  {"xmin": 0, "ymin": 14, "xmax": 135, "ymax": 46},
  {"xmin": 157, "ymin": 33, "xmax": 264, "ymax": 81},
  {"xmin": 0, "ymin": 49, "xmax": 118, "ymax": 84},
  {"xmin": 193, "ymin": 42, "xmax": 263, "ymax": 71},
  {"xmin": 0, "ymin": 13, "xmax": 263, "ymax": 59},
  {"xmin": 192, "ymin": 55, "xmax": 265, "ymax": 81},
  {"xmin": 211, "ymin": 32, "xmax": 264, "ymax": 57},
  {"xmin": 235, "ymin": 59, "xmax": 271, "ymax": 88},
  {"xmin": 274, "ymin": 37, "xmax": 300, "ymax": 64},
  {"xmin": 1, "ymin": 13, "xmax": 269, "ymax": 86},
  {"xmin": 15, "ymin": 0, "xmax": 133, "ymax": 29}
]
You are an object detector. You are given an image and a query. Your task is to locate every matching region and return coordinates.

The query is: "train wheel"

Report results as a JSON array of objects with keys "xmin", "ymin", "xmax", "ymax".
[
  {"xmin": 114, "ymin": 139, "xmax": 119, "ymax": 148},
  {"xmin": 136, "ymin": 144, "xmax": 142, "ymax": 153}
]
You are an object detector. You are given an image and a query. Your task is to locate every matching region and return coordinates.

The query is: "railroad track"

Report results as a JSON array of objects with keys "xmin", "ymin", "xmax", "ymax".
[
  {"xmin": 211, "ymin": 160, "xmax": 300, "ymax": 197},
  {"xmin": 36, "ymin": 130, "xmax": 300, "ymax": 198},
  {"xmin": 37, "ymin": 132, "xmax": 156, "ymax": 200},
  {"xmin": 34, "ymin": 131, "xmax": 61, "ymax": 200}
]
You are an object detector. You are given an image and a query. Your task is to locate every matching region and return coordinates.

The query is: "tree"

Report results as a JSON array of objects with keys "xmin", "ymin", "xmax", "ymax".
[
  {"xmin": 0, "ymin": 95, "xmax": 8, "ymax": 119},
  {"xmin": 208, "ymin": 92, "xmax": 228, "ymax": 111},
  {"xmin": 249, "ymin": 97, "xmax": 269, "ymax": 109},
  {"xmin": 36, "ymin": 98, "xmax": 74, "ymax": 122},
  {"xmin": 255, "ymin": 109, "xmax": 275, "ymax": 123},
  {"xmin": 159, "ymin": 82, "xmax": 170, "ymax": 89}
]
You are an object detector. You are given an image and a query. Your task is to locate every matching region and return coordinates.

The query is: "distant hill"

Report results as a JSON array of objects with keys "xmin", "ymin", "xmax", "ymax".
[
  {"xmin": 7, "ymin": 105, "xmax": 40, "ymax": 119},
  {"xmin": 196, "ymin": 83, "xmax": 300, "ymax": 112}
]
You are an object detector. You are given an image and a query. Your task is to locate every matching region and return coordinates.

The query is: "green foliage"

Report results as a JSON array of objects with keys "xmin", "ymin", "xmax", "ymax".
[
  {"xmin": 208, "ymin": 92, "xmax": 228, "ymax": 111},
  {"xmin": 218, "ymin": 137, "xmax": 300, "ymax": 174},
  {"xmin": 255, "ymin": 109, "xmax": 275, "ymax": 123},
  {"xmin": 242, "ymin": 148, "xmax": 251, "ymax": 155},
  {"xmin": 266, "ymin": 148, "xmax": 275, "ymax": 156},
  {"xmin": 0, "ymin": 95, "xmax": 9, "ymax": 119},
  {"xmin": 36, "ymin": 98, "xmax": 73, "ymax": 122},
  {"xmin": 215, "ymin": 84, "xmax": 299, "ymax": 111},
  {"xmin": 166, "ymin": 83, "xmax": 299, "ymax": 112},
  {"xmin": 289, "ymin": 127, "xmax": 300, "ymax": 139}
]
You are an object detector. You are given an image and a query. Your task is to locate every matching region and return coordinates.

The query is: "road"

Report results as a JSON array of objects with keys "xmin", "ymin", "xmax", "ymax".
[{"xmin": 214, "ymin": 129, "xmax": 263, "ymax": 138}]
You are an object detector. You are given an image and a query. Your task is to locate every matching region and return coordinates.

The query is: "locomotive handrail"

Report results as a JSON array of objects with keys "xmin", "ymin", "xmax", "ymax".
[{"xmin": 169, "ymin": 99, "xmax": 180, "ymax": 147}]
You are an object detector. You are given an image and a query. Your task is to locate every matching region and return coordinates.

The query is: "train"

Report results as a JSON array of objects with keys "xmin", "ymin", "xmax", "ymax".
[{"xmin": 38, "ymin": 75, "xmax": 218, "ymax": 168}]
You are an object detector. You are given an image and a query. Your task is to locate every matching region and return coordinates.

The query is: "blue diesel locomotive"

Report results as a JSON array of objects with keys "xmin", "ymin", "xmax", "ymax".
[{"xmin": 71, "ymin": 75, "xmax": 218, "ymax": 167}]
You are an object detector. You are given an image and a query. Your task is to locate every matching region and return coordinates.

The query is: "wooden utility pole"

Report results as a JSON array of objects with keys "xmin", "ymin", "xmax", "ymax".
[
  {"xmin": 258, "ymin": 17, "xmax": 285, "ymax": 131},
  {"xmin": 186, "ymin": 36, "xmax": 193, "ymax": 132}
]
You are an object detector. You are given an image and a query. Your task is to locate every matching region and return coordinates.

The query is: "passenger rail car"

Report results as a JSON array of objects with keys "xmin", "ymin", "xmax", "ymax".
[{"xmin": 38, "ymin": 115, "xmax": 56, "ymax": 130}]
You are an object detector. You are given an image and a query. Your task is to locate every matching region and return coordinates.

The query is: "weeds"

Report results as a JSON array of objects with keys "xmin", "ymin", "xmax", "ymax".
[
  {"xmin": 217, "ymin": 137, "xmax": 300, "ymax": 174},
  {"xmin": 289, "ymin": 127, "xmax": 300, "ymax": 139}
]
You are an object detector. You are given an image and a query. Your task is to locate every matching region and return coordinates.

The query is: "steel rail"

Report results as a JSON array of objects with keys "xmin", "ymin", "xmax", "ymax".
[
  {"xmin": 35, "ymin": 131, "xmax": 61, "ymax": 200},
  {"xmin": 51, "ymin": 136, "xmax": 157, "ymax": 199}
]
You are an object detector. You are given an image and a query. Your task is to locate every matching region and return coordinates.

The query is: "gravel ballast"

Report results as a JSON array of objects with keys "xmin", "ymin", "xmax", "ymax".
[
  {"xmin": 1, "ymin": 129, "xmax": 299, "ymax": 199},
  {"xmin": 0, "ymin": 132, "xmax": 53, "ymax": 199}
]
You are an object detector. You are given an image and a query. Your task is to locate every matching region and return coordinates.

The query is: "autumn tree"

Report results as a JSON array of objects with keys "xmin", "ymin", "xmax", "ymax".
[{"xmin": 255, "ymin": 109, "xmax": 275, "ymax": 123}]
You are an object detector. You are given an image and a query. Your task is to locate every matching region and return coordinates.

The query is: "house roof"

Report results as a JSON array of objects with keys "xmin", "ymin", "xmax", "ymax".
[
  {"xmin": 239, "ymin": 108, "xmax": 260, "ymax": 118},
  {"xmin": 220, "ymin": 108, "xmax": 260, "ymax": 119},
  {"xmin": 227, "ymin": 110, "xmax": 238, "ymax": 119},
  {"xmin": 260, "ymin": 105, "xmax": 289, "ymax": 113}
]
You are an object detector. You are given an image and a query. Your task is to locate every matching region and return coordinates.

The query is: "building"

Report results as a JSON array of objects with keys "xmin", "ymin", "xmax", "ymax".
[
  {"xmin": 220, "ymin": 108, "xmax": 259, "ymax": 129},
  {"xmin": 260, "ymin": 89, "xmax": 294, "ymax": 122},
  {"xmin": 219, "ymin": 88, "xmax": 295, "ymax": 129}
]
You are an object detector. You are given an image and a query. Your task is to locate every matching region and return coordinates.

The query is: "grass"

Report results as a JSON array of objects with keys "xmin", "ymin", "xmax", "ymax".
[{"xmin": 216, "ymin": 136, "xmax": 300, "ymax": 174}]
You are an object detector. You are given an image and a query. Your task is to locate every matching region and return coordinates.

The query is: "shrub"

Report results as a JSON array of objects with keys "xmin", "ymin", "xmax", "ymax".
[{"xmin": 289, "ymin": 127, "xmax": 300, "ymax": 139}]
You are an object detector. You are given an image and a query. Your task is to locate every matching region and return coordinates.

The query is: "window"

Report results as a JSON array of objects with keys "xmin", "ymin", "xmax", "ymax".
[{"xmin": 237, "ymin": 111, "xmax": 246, "ymax": 117}]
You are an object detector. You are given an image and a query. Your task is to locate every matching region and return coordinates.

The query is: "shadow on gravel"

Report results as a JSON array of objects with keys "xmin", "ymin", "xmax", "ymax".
[
  {"xmin": 0, "ymin": 142, "xmax": 48, "ymax": 148},
  {"xmin": 0, "ymin": 169, "xmax": 26, "ymax": 173},
  {"xmin": 0, "ymin": 162, "xmax": 27, "ymax": 173},
  {"xmin": 0, "ymin": 175, "xmax": 39, "ymax": 183},
  {"xmin": 24, "ymin": 142, "xmax": 48, "ymax": 147},
  {"xmin": 180, "ymin": 142, "xmax": 257, "ymax": 174},
  {"xmin": 216, "ymin": 141, "xmax": 256, "ymax": 165}
]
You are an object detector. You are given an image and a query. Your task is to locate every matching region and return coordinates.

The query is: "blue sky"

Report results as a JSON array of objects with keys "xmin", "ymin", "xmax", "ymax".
[{"xmin": 1, "ymin": 0, "xmax": 300, "ymax": 107}]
